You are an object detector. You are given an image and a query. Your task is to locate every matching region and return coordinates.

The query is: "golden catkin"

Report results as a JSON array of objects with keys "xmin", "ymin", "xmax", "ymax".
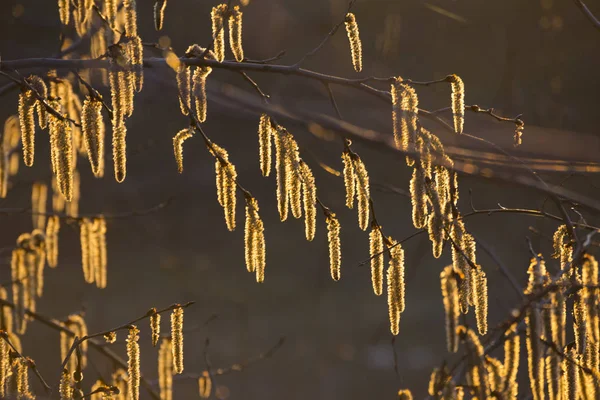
[
  {"xmin": 211, "ymin": 144, "xmax": 237, "ymax": 231},
  {"xmin": 426, "ymin": 183, "xmax": 444, "ymax": 259},
  {"xmin": 198, "ymin": 371, "xmax": 212, "ymax": 399},
  {"xmin": 130, "ymin": 36, "xmax": 144, "ymax": 92},
  {"xmin": 27, "ymin": 75, "xmax": 49, "ymax": 129},
  {"xmin": 326, "ymin": 213, "xmax": 341, "ymax": 281},
  {"xmin": 58, "ymin": 0, "xmax": 70, "ymax": 25},
  {"xmin": 391, "ymin": 79, "xmax": 418, "ymax": 162},
  {"xmin": 149, "ymin": 311, "xmax": 160, "ymax": 348},
  {"xmin": 486, "ymin": 356, "xmax": 505, "ymax": 394},
  {"xmin": 369, "ymin": 225, "xmax": 384, "ymax": 296},
  {"xmin": 0, "ymin": 287, "xmax": 13, "ymax": 333},
  {"xmin": 80, "ymin": 219, "xmax": 94, "ymax": 284},
  {"xmin": 287, "ymin": 142, "xmax": 303, "ymax": 220},
  {"xmin": 300, "ymin": 161, "xmax": 317, "ymax": 241},
  {"xmin": 16, "ymin": 358, "xmax": 31, "ymax": 398},
  {"xmin": 344, "ymin": 13, "xmax": 362, "ymax": 72},
  {"xmin": 397, "ymin": 389, "xmax": 413, "ymax": 400},
  {"xmin": 563, "ymin": 348, "xmax": 579, "ymax": 400},
  {"xmin": 172, "ymin": 128, "xmax": 193, "ymax": 174},
  {"xmin": 113, "ymin": 122, "xmax": 127, "ymax": 183},
  {"xmin": 104, "ymin": 331, "xmax": 117, "ymax": 343},
  {"xmin": 409, "ymin": 167, "xmax": 427, "ymax": 229},
  {"xmin": 11, "ymin": 247, "xmax": 27, "ymax": 334},
  {"xmin": 192, "ymin": 66, "xmax": 212, "ymax": 123},
  {"xmin": 211, "ymin": 5, "xmax": 227, "ymax": 62},
  {"xmin": 258, "ymin": 114, "xmax": 272, "ymax": 177},
  {"xmin": 274, "ymin": 127, "xmax": 289, "ymax": 221},
  {"xmin": 353, "ymin": 155, "xmax": 370, "ymax": 231},
  {"xmin": 60, "ymin": 368, "xmax": 73, "ymax": 399},
  {"xmin": 546, "ymin": 351, "xmax": 561, "ymax": 400},
  {"xmin": 582, "ymin": 254, "xmax": 599, "ymax": 343},
  {"xmin": 176, "ymin": 66, "xmax": 191, "ymax": 116},
  {"xmin": 82, "ymin": 97, "xmax": 106, "ymax": 177},
  {"xmin": 503, "ymin": 323, "xmax": 520, "ymax": 398},
  {"xmin": 19, "ymin": 91, "xmax": 36, "ymax": 167},
  {"xmin": 244, "ymin": 197, "xmax": 266, "ymax": 282},
  {"xmin": 440, "ymin": 266, "xmax": 460, "ymax": 353},
  {"xmin": 171, "ymin": 307, "xmax": 184, "ymax": 374},
  {"xmin": 52, "ymin": 119, "xmax": 74, "ymax": 200},
  {"xmin": 0, "ymin": 336, "xmax": 8, "ymax": 397},
  {"xmin": 514, "ymin": 120, "xmax": 524, "ymax": 147},
  {"xmin": 341, "ymin": 151, "xmax": 356, "ymax": 209},
  {"xmin": 228, "ymin": 6, "xmax": 244, "ymax": 62},
  {"xmin": 0, "ymin": 143, "xmax": 7, "ymax": 199},
  {"xmin": 458, "ymin": 326, "xmax": 490, "ymax": 399},
  {"xmin": 154, "ymin": 0, "xmax": 168, "ymax": 30},
  {"xmin": 472, "ymin": 267, "xmax": 488, "ymax": 335},
  {"xmin": 447, "ymin": 74, "xmax": 465, "ymax": 134},
  {"xmin": 126, "ymin": 325, "xmax": 140, "ymax": 400},
  {"xmin": 95, "ymin": 217, "xmax": 108, "ymax": 289},
  {"xmin": 109, "ymin": 68, "xmax": 124, "ymax": 124},
  {"xmin": 123, "ymin": 0, "xmax": 138, "ymax": 36},
  {"xmin": 112, "ymin": 368, "xmax": 128, "ymax": 400},
  {"xmin": 31, "ymin": 182, "xmax": 47, "ymax": 230},
  {"xmin": 526, "ymin": 307, "xmax": 545, "ymax": 400},
  {"xmin": 387, "ymin": 240, "xmax": 405, "ymax": 335},
  {"xmin": 158, "ymin": 338, "xmax": 173, "ymax": 400}
]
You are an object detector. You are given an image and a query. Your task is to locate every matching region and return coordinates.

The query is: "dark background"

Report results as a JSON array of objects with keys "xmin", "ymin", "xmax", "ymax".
[{"xmin": 0, "ymin": 0, "xmax": 599, "ymax": 398}]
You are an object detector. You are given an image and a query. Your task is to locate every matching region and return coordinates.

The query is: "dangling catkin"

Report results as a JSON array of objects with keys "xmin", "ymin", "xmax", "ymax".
[
  {"xmin": 113, "ymin": 122, "xmax": 127, "ymax": 183},
  {"xmin": 409, "ymin": 167, "xmax": 427, "ymax": 229},
  {"xmin": 274, "ymin": 127, "xmax": 289, "ymax": 221},
  {"xmin": 211, "ymin": 143, "xmax": 237, "ymax": 231},
  {"xmin": 158, "ymin": 338, "xmax": 173, "ymax": 400},
  {"xmin": 198, "ymin": 371, "xmax": 212, "ymax": 399},
  {"xmin": 563, "ymin": 348, "xmax": 579, "ymax": 400},
  {"xmin": 369, "ymin": 224, "xmax": 384, "ymax": 296},
  {"xmin": 326, "ymin": 213, "xmax": 341, "ymax": 281},
  {"xmin": 82, "ymin": 97, "xmax": 105, "ymax": 177},
  {"xmin": 154, "ymin": 0, "xmax": 168, "ymax": 30},
  {"xmin": 526, "ymin": 303, "xmax": 545, "ymax": 400},
  {"xmin": 151, "ymin": 311, "xmax": 161, "ymax": 347},
  {"xmin": 286, "ymin": 138, "xmax": 302, "ymax": 220},
  {"xmin": 503, "ymin": 323, "xmax": 520, "ymax": 398},
  {"xmin": 447, "ymin": 74, "xmax": 465, "ymax": 134},
  {"xmin": 387, "ymin": 240, "xmax": 405, "ymax": 335},
  {"xmin": 353, "ymin": 155, "xmax": 370, "ymax": 231},
  {"xmin": 211, "ymin": 5, "xmax": 227, "ymax": 62},
  {"xmin": 472, "ymin": 267, "xmax": 488, "ymax": 335},
  {"xmin": 60, "ymin": 368, "xmax": 73, "ymax": 400},
  {"xmin": 397, "ymin": 389, "xmax": 413, "ymax": 400},
  {"xmin": 228, "ymin": 6, "xmax": 244, "ymax": 62},
  {"xmin": 258, "ymin": 115, "xmax": 272, "ymax": 177},
  {"xmin": 19, "ymin": 90, "xmax": 36, "ymax": 167},
  {"xmin": 94, "ymin": 217, "xmax": 107, "ymax": 289},
  {"xmin": 341, "ymin": 151, "xmax": 356, "ymax": 209},
  {"xmin": 244, "ymin": 197, "xmax": 266, "ymax": 282},
  {"xmin": 80, "ymin": 219, "xmax": 94, "ymax": 284},
  {"xmin": 171, "ymin": 307, "xmax": 184, "ymax": 374},
  {"xmin": 176, "ymin": 66, "xmax": 191, "ymax": 116},
  {"xmin": 28, "ymin": 75, "xmax": 49, "ymax": 129},
  {"xmin": 173, "ymin": 128, "xmax": 193, "ymax": 174},
  {"xmin": 0, "ymin": 144, "xmax": 7, "ymax": 199},
  {"xmin": 192, "ymin": 67, "xmax": 212, "ymax": 123},
  {"xmin": 0, "ymin": 287, "xmax": 12, "ymax": 333},
  {"xmin": 31, "ymin": 182, "xmax": 47, "ymax": 230},
  {"xmin": 0, "ymin": 335, "xmax": 8, "ymax": 397},
  {"xmin": 344, "ymin": 13, "xmax": 362, "ymax": 72},
  {"xmin": 123, "ymin": 0, "xmax": 138, "ymax": 36},
  {"xmin": 440, "ymin": 266, "xmax": 459, "ymax": 352},
  {"xmin": 391, "ymin": 79, "xmax": 418, "ymax": 164},
  {"xmin": 58, "ymin": 0, "xmax": 70, "ymax": 25},
  {"xmin": 54, "ymin": 119, "xmax": 74, "ymax": 200},
  {"xmin": 126, "ymin": 325, "xmax": 140, "ymax": 400},
  {"xmin": 16, "ymin": 358, "xmax": 31, "ymax": 398},
  {"xmin": 300, "ymin": 161, "xmax": 317, "ymax": 241}
]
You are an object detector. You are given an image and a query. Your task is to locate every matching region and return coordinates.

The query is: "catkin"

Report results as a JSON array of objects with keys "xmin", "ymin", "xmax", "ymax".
[
  {"xmin": 58, "ymin": 0, "xmax": 70, "ymax": 25},
  {"xmin": 0, "ymin": 143, "xmax": 7, "ymax": 198},
  {"xmin": 300, "ymin": 161, "xmax": 317, "ymax": 241},
  {"xmin": 0, "ymin": 287, "xmax": 13, "ymax": 333},
  {"xmin": 440, "ymin": 265, "xmax": 460, "ymax": 352},
  {"xmin": 397, "ymin": 389, "xmax": 412, "ymax": 400},
  {"xmin": 0, "ymin": 335, "xmax": 8, "ymax": 397},
  {"xmin": 104, "ymin": 331, "xmax": 117, "ymax": 343},
  {"xmin": 28, "ymin": 76, "xmax": 49, "ymax": 129},
  {"xmin": 173, "ymin": 128, "xmax": 193, "ymax": 173},
  {"xmin": 341, "ymin": 151, "xmax": 356, "ymax": 209},
  {"xmin": 563, "ymin": 348, "xmax": 579, "ymax": 400},
  {"xmin": 11, "ymin": 246, "xmax": 27, "ymax": 334},
  {"xmin": 387, "ymin": 240, "xmax": 405, "ymax": 335},
  {"xmin": 353, "ymin": 155, "xmax": 370, "ymax": 231},
  {"xmin": 192, "ymin": 67, "xmax": 212, "ymax": 123},
  {"xmin": 158, "ymin": 338, "xmax": 173, "ymax": 400},
  {"xmin": 526, "ymin": 307, "xmax": 545, "ymax": 400},
  {"xmin": 171, "ymin": 307, "xmax": 184, "ymax": 374},
  {"xmin": 447, "ymin": 74, "xmax": 465, "ymax": 134},
  {"xmin": 274, "ymin": 127, "xmax": 289, "ymax": 221},
  {"xmin": 60, "ymin": 368, "xmax": 73, "ymax": 399},
  {"xmin": 409, "ymin": 167, "xmax": 427, "ymax": 229},
  {"xmin": 113, "ymin": 122, "xmax": 127, "ymax": 183},
  {"xmin": 154, "ymin": 0, "xmax": 168, "ymax": 30},
  {"xmin": 244, "ymin": 197, "xmax": 266, "ymax": 282},
  {"xmin": 130, "ymin": 36, "xmax": 144, "ymax": 93},
  {"xmin": 211, "ymin": 5, "xmax": 227, "ymax": 62},
  {"xmin": 19, "ymin": 91, "xmax": 36, "ymax": 167},
  {"xmin": 51, "ymin": 118, "xmax": 74, "ymax": 200},
  {"xmin": 31, "ymin": 182, "xmax": 47, "ymax": 230},
  {"xmin": 326, "ymin": 213, "xmax": 341, "ymax": 281},
  {"xmin": 16, "ymin": 358, "xmax": 31, "ymax": 398},
  {"xmin": 126, "ymin": 326, "xmax": 140, "ymax": 400},
  {"xmin": 95, "ymin": 217, "xmax": 107, "ymax": 289},
  {"xmin": 503, "ymin": 323, "xmax": 520, "ymax": 398},
  {"xmin": 472, "ymin": 267, "xmax": 488, "ymax": 335},
  {"xmin": 344, "ymin": 13, "xmax": 362, "ymax": 72},
  {"xmin": 80, "ymin": 219, "xmax": 94, "ymax": 284},
  {"xmin": 82, "ymin": 97, "xmax": 105, "ymax": 177},
  {"xmin": 391, "ymin": 79, "xmax": 418, "ymax": 163},
  {"xmin": 123, "ymin": 0, "xmax": 138, "ymax": 36},
  {"xmin": 258, "ymin": 115, "xmax": 272, "ymax": 177},
  {"xmin": 176, "ymin": 66, "xmax": 191, "ymax": 116},
  {"xmin": 211, "ymin": 144, "xmax": 237, "ymax": 231},
  {"xmin": 369, "ymin": 225, "xmax": 384, "ymax": 296},
  {"xmin": 228, "ymin": 6, "xmax": 244, "ymax": 61},
  {"xmin": 198, "ymin": 371, "xmax": 212, "ymax": 399}
]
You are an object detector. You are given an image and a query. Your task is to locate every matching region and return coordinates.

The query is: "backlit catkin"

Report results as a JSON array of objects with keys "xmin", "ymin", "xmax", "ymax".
[
  {"xmin": 344, "ymin": 13, "xmax": 362, "ymax": 72},
  {"xmin": 158, "ymin": 338, "xmax": 173, "ymax": 400},
  {"xmin": 397, "ymin": 389, "xmax": 413, "ymax": 400},
  {"xmin": 409, "ymin": 167, "xmax": 427, "ymax": 229},
  {"xmin": 199, "ymin": 371, "xmax": 212, "ymax": 399},
  {"xmin": 211, "ymin": 143, "xmax": 237, "ymax": 231},
  {"xmin": 563, "ymin": 348, "xmax": 579, "ymax": 400},
  {"xmin": 274, "ymin": 127, "xmax": 289, "ymax": 221},
  {"xmin": 503, "ymin": 323, "xmax": 520, "ymax": 398},
  {"xmin": 154, "ymin": 0, "xmax": 168, "ymax": 30},
  {"xmin": 127, "ymin": 325, "xmax": 140, "ymax": 400},
  {"xmin": 211, "ymin": 5, "xmax": 227, "ymax": 62},
  {"xmin": 582, "ymin": 254, "xmax": 599, "ymax": 343},
  {"xmin": 447, "ymin": 74, "xmax": 465, "ymax": 134},
  {"xmin": 31, "ymin": 182, "xmax": 47, "ymax": 230},
  {"xmin": 113, "ymin": 122, "xmax": 127, "ymax": 183},
  {"xmin": 173, "ymin": 128, "xmax": 193, "ymax": 173},
  {"xmin": 228, "ymin": 6, "xmax": 244, "ymax": 62},
  {"xmin": 391, "ymin": 79, "xmax": 418, "ymax": 163},
  {"xmin": 387, "ymin": 240, "xmax": 405, "ymax": 335},
  {"xmin": 60, "ymin": 368, "xmax": 73, "ymax": 400},
  {"xmin": 244, "ymin": 197, "xmax": 266, "ymax": 282},
  {"xmin": 0, "ymin": 334, "xmax": 8, "ymax": 397},
  {"xmin": 440, "ymin": 266, "xmax": 459, "ymax": 352},
  {"xmin": 16, "ymin": 358, "xmax": 30, "ymax": 398},
  {"xmin": 353, "ymin": 155, "xmax": 370, "ymax": 231},
  {"xmin": 369, "ymin": 224, "xmax": 384, "ymax": 296},
  {"xmin": 58, "ymin": 0, "xmax": 70, "ymax": 25},
  {"xmin": 82, "ymin": 97, "xmax": 105, "ymax": 177},
  {"xmin": 28, "ymin": 75, "xmax": 48, "ymax": 129},
  {"xmin": 171, "ymin": 307, "xmax": 184, "ymax": 374},
  {"xmin": 472, "ymin": 267, "xmax": 488, "ymax": 335},
  {"xmin": 326, "ymin": 213, "xmax": 341, "ymax": 281},
  {"xmin": 192, "ymin": 67, "xmax": 212, "ymax": 123},
  {"xmin": 258, "ymin": 115, "xmax": 272, "ymax": 177},
  {"xmin": 176, "ymin": 66, "xmax": 191, "ymax": 116},
  {"xmin": 19, "ymin": 91, "xmax": 36, "ymax": 167},
  {"xmin": 526, "ymin": 304, "xmax": 545, "ymax": 400},
  {"xmin": 300, "ymin": 161, "xmax": 317, "ymax": 241},
  {"xmin": 150, "ymin": 309, "xmax": 160, "ymax": 347},
  {"xmin": 341, "ymin": 151, "xmax": 356, "ymax": 209},
  {"xmin": 54, "ymin": 119, "xmax": 74, "ymax": 200}
]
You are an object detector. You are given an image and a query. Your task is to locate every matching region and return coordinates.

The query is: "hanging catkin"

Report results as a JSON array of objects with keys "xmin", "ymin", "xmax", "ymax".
[
  {"xmin": 344, "ymin": 13, "xmax": 362, "ymax": 72},
  {"xmin": 440, "ymin": 265, "xmax": 459, "ymax": 352},
  {"xmin": 28, "ymin": 75, "xmax": 49, "ymax": 129},
  {"xmin": 16, "ymin": 358, "xmax": 31, "ymax": 398},
  {"xmin": 127, "ymin": 325, "xmax": 140, "ymax": 400},
  {"xmin": 409, "ymin": 167, "xmax": 427, "ymax": 229},
  {"xmin": 82, "ymin": 96, "xmax": 105, "ymax": 177},
  {"xmin": 369, "ymin": 224, "xmax": 384, "ymax": 296},
  {"xmin": 59, "ymin": 368, "xmax": 73, "ymax": 400},
  {"xmin": 31, "ymin": 182, "xmax": 47, "ymax": 230},
  {"xmin": 113, "ymin": 122, "xmax": 127, "ymax": 183},
  {"xmin": 391, "ymin": 79, "xmax": 418, "ymax": 164},
  {"xmin": 171, "ymin": 307, "xmax": 184, "ymax": 374},
  {"xmin": 258, "ymin": 115, "xmax": 272, "ymax": 177},
  {"xmin": 397, "ymin": 390, "xmax": 413, "ymax": 400},
  {"xmin": 353, "ymin": 155, "xmax": 370, "ymax": 231},
  {"xmin": 447, "ymin": 74, "xmax": 465, "ymax": 134},
  {"xmin": 19, "ymin": 90, "xmax": 36, "ymax": 167},
  {"xmin": 274, "ymin": 127, "xmax": 289, "ymax": 221},
  {"xmin": 94, "ymin": 217, "xmax": 107, "ymax": 289},
  {"xmin": 158, "ymin": 338, "xmax": 173, "ymax": 400},
  {"xmin": 286, "ymin": 136, "xmax": 302, "ymax": 220},
  {"xmin": 130, "ymin": 36, "xmax": 144, "ymax": 92},
  {"xmin": 210, "ymin": 143, "xmax": 237, "ymax": 231},
  {"xmin": 563, "ymin": 348, "xmax": 579, "ymax": 400},
  {"xmin": 387, "ymin": 239, "xmax": 405, "ymax": 335},
  {"xmin": 176, "ymin": 66, "xmax": 191, "ymax": 116},
  {"xmin": 326, "ymin": 213, "xmax": 341, "ymax": 281},
  {"xmin": 192, "ymin": 66, "xmax": 212, "ymax": 122},
  {"xmin": 503, "ymin": 323, "xmax": 520, "ymax": 399},
  {"xmin": 211, "ymin": 5, "xmax": 227, "ymax": 62},
  {"xmin": 472, "ymin": 267, "xmax": 488, "ymax": 335},
  {"xmin": 228, "ymin": 6, "xmax": 244, "ymax": 61},
  {"xmin": 341, "ymin": 150, "xmax": 356, "ymax": 209},
  {"xmin": 80, "ymin": 219, "xmax": 94, "ymax": 284},
  {"xmin": 198, "ymin": 371, "xmax": 212, "ymax": 399},
  {"xmin": 173, "ymin": 128, "xmax": 193, "ymax": 173},
  {"xmin": 300, "ymin": 161, "xmax": 316, "ymax": 241},
  {"xmin": 0, "ymin": 143, "xmax": 7, "ymax": 199},
  {"xmin": 154, "ymin": 0, "xmax": 168, "ymax": 30},
  {"xmin": 54, "ymin": 119, "xmax": 74, "ymax": 200},
  {"xmin": 582, "ymin": 254, "xmax": 599, "ymax": 343}
]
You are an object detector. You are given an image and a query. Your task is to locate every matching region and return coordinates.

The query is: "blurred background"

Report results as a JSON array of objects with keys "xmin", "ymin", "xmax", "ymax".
[{"xmin": 0, "ymin": 0, "xmax": 599, "ymax": 398}]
